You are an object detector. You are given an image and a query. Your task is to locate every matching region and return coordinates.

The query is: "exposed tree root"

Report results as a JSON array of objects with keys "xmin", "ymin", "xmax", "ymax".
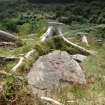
[
  {"xmin": 62, "ymin": 36, "xmax": 95, "ymax": 55},
  {"xmin": 40, "ymin": 22, "xmax": 95, "ymax": 55},
  {"xmin": 11, "ymin": 49, "xmax": 36, "ymax": 73},
  {"xmin": 40, "ymin": 96, "xmax": 64, "ymax": 105}
]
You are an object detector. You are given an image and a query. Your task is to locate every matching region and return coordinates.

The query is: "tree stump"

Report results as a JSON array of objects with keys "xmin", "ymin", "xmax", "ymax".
[
  {"xmin": 77, "ymin": 32, "xmax": 89, "ymax": 46},
  {"xmin": 40, "ymin": 22, "xmax": 64, "ymax": 42},
  {"xmin": 40, "ymin": 22, "xmax": 94, "ymax": 55}
]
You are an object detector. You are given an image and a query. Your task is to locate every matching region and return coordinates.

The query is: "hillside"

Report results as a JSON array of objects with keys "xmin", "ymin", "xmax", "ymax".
[
  {"xmin": 0, "ymin": 0, "xmax": 105, "ymax": 33},
  {"xmin": 0, "ymin": 0, "xmax": 105, "ymax": 105}
]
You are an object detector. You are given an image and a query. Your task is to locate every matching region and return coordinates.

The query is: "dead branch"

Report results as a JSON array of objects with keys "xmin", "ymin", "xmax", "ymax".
[
  {"xmin": 40, "ymin": 96, "xmax": 64, "ymax": 105},
  {"xmin": 0, "ymin": 30, "xmax": 18, "ymax": 42}
]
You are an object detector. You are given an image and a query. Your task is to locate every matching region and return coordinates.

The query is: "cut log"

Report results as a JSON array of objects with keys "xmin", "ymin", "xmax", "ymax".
[
  {"xmin": 11, "ymin": 49, "xmax": 36, "ymax": 73},
  {"xmin": 40, "ymin": 21, "xmax": 95, "ymax": 55},
  {"xmin": 0, "ymin": 56, "xmax": 19, "ymax": 61}
]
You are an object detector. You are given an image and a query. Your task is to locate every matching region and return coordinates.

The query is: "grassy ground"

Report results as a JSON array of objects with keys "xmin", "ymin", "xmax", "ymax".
[{"xmin": 0, "ymin": 24, "xmax": 105, "ymax": 105}]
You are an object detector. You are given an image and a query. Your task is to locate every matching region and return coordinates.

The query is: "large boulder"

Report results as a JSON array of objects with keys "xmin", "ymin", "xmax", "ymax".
[{"xmin": 27, "ymin": 50, "xmax": 86, "ymax": 96}]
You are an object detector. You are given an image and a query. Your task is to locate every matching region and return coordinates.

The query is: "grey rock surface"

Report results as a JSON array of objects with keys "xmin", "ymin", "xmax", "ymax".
[
  {"xmin": 27, "ymin": 50, "xmax": 86, "ymax": 95},
  {"xmin": 72, "ymin": 54, "xmax": 87, "ymax": 62}
]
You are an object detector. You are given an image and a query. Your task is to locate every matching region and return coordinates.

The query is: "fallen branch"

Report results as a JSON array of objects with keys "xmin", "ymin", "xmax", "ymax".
[
  {"xmin": 11, "ymin": 49, "xmax": 36, "ymax": 73},
  {"xmin": 40, "ymin": 96, "xmax": 64, "ymax": 105}
]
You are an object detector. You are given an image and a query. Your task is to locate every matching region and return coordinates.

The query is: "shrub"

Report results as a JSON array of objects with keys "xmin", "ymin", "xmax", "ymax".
[
  {"xmin": 91, "ymin": 25, "xmax": 105, "ymax": 39},
  {"xmin": 17, "ymin": 23, "xmax": 33, "ymax": 35},
  {"xmin": 1, "ymin": 18, "xmax": 18, "ymax": 32}
]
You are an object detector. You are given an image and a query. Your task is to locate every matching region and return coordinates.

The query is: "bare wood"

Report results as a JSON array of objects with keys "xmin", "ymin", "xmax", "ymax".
[
  {"xmin": 0, "ymin": 30, "xmax": 23, "ymax": 47},
  {"xmin": 11, "ymin": 57, "xmax": 24, "ymax": 73},
  {"xmin": 25, "ymin": 49, "xmax": 35, "ymax": 58},
  {"xmin": 40, "ymin": 22, "xmax": 95, "ymax": 55},
  {"xmin": 0, "ymin": 30, "xmax": 18, "ymax": 41},
  {"xmin": 62, "ymin": 36, "xmax": 95, "ymax": 55},
  {"xmin": 11, "ymin": 49, "xmax": 36, "ymax": 73},
  {"xmin": 57, "ymin": 27, "xmax": 94, "ymax": 55},
  {"xmin": 56, "ymin": 27, "xmax": 94, "ymax": 55},
  {"xmin": 40, "ymin": 96, "xmax": 64, "ymax": 105}
]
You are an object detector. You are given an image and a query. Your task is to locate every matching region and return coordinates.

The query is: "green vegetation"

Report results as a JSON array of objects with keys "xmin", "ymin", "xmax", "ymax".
[
  {"xmin": 0, "ymin": 0, "xmax": 105, "ymax": 105},
  {"xmin": 0, "ymin": 0, "xmax": 105, "ymax": 39},
  {"xmin": 0, "ymin": 25, "xmax": 105, "ymax": 104}
]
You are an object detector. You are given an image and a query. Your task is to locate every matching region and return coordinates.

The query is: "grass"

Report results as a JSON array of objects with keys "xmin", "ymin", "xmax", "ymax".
[{"xmin": 0, "ymin": 24, "xmax": 105, "ymax": 105}]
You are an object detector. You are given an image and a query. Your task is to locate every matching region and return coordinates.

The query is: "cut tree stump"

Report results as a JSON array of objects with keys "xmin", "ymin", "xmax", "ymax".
[
  {"xmin": 40, "ymin": 22, "xmax": 95, "ymax": 55},
  {"xmin": 76, "ymin": 32, "xmax": 89, "ymax": 46}
]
